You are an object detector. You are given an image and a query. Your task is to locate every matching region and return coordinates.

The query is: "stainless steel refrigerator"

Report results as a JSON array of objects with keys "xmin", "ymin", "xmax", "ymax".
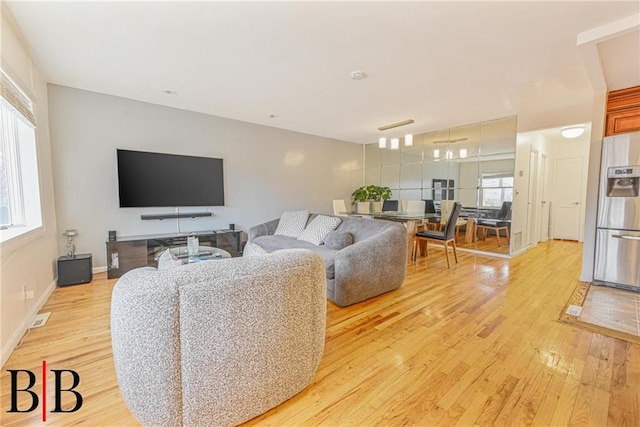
[{"xmin": 594, "ymin": 132, "xmax": 640, "ymax": 291}]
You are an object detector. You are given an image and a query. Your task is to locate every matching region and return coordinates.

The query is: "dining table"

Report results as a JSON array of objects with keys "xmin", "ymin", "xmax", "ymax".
[{"xmin": 340, "ymin": 211, "xmax": 440, "ymax": 263}]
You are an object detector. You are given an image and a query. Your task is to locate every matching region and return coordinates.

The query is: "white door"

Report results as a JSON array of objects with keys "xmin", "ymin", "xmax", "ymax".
[
  {"xmin": 539, "ymin": 154, "xmax": 550, "ymax": 242},
  {"xmin": 553, "ymin": 157, "xmax": 582, "ymax": 240},
  {"xmin": 526, "ymin": 150, "xmax": 538, "ymax": 246}
]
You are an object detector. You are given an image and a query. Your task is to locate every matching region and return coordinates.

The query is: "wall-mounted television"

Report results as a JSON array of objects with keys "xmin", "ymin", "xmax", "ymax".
[{"xmin": 117, "ymin": 149, "xmax": 224, "ymax": 207}]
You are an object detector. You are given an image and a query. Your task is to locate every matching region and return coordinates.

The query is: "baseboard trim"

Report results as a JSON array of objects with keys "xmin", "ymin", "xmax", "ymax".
[
  {"xmin": 1, "ymin": 279, "xmax": 57, "ymax": 368},
  {"xmin": 93, "ymin": 266, "xmax": 107, "ymax": 274},
  {"xmin": 511, "ymin": 247, "xmax": 528, "ymax": 258}
]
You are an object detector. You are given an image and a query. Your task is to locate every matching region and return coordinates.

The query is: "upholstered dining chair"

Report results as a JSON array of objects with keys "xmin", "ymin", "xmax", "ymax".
[
  {"xmin": 382, "ymin": 200, "xmax": 399, "ymax": 211},
  {"xmin": 423, "ymin": 199, "xmax": 439, "ymax": 230},
  {"xmin": 476, "ymin": 201, "xmax": 512, "ymax": 246},
  {"xmin": 405, "ymin": 200, "xmax": 426, "ymax": 213},
  {"xmin": 439, "ymin": 200, "xmax": 467, "ymax": 240},
  {"xmin": 424, "ymin": 199, "xmax": 436, "ymax": 214},
  {"xmin": 414, "ymin": 202, "xmax": 462, "ymax": 268},
  {"xmin": 333, "ymin": 199, "xmax": 348, "ymax": 217}
]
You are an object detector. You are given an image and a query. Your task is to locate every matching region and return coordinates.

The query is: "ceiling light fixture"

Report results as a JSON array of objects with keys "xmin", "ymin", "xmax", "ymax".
[
  {"xmin": 434, "ymin": 149, "xmax": 440, "ymax": 159},
  {"xmin": 379, "ymin": 137, "xmax": 387, "ymax": 149},
  {"xmin": 376, "ymin": 119, "xmax": 414, "ymax": 149},
  {"xmin": 460, "ymin": 148, "xmax": 467, "ymax": 158},
  {"xmin": 378, "ymin": 119, "xmax": 414, "ymax": 132},
  {"xmin": 561, "ymin": 126, "xmax": 585, "ymax": 139},
  {"xmin": 404, "ymin": 134, "xmax": 413, "ymax": 147},
  {"xmin": 351, "ymin": 70, "xmax": 367, "ymax": 80},
  {"xmin": 432, "ymin": 137, "xmax": 469, "ymax": 144},
  {"xmin": 162, "ymin": 90, "xmax": 178, "ymax": 95}
]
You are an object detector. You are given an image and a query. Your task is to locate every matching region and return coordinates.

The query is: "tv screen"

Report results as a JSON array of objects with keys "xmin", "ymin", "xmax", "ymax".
[{"xmin": 117, "ymin": 149, "xmax": 224, "ymax": 207}]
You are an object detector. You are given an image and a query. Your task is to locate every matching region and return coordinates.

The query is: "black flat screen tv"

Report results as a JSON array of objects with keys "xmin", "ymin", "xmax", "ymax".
[{"xmin": 117, "ymin": 149, "xmax": 224, "ymax": 207}]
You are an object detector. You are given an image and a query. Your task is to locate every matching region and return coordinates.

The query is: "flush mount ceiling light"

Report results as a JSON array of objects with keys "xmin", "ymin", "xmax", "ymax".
[
  {"xmin": 561, "ymin": 126, "xmax": 585, "ymax": 139},
  {"xmin": 351, "ymin": 70, "xmax": 367, "ymax": 80}
]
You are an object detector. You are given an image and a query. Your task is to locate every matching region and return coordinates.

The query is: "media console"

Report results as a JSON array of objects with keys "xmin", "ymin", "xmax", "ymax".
[{"xmin": 106, "ymin": 230, "xmax": 242, "ymax": 279}]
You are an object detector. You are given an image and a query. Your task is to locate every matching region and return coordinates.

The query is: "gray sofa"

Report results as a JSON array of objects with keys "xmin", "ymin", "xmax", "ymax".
[
  {"xmin": 111, "ymin": 250, "xmax": 326, "ymax": 427},
  {"xmin": 248, "ymin": 214, "xmax": 407, "ymax": 307}
]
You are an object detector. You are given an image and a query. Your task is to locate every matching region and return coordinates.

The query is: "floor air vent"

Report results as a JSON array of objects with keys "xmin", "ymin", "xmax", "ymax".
[
  {"xmin": 30, "ymin": 312, "xmax": 51, "ymax": 328},
  {"xmin": 513, "ymin": 231, "xmax": 523, "ymax": 250}
]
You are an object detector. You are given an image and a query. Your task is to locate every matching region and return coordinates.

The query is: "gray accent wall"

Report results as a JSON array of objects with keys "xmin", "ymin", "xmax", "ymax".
[{"xmin": 48, "ymin": 85, "xmax": 363, "ymax": 268}]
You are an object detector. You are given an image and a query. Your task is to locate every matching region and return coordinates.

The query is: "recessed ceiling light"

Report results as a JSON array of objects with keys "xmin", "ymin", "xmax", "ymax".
[
  {"xmin": 163, "ymin": 90, "xmax": 178, "ymax": 95},
  {"xmin": 561, "ymin": 126, "xmax": 585, "ymax": 139},
  {"xmin": 350, "ymin": 71, "xmax": 367, "ymax": 80}
]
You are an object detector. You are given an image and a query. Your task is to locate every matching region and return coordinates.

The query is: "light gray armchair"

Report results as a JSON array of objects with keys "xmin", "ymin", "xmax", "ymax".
[{"xmin": 111, "ymin": 249, "xmax": 326, "ymax": 427}]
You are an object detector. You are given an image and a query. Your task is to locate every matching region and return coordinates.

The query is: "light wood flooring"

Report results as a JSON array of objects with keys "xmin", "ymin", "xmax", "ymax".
[
  {"xmin": 580, "ymin": 285, "xmax": 640, "ymax": 338},
  {"xmin": 1, "ymin": 240, "xmax": 638, "ymax": 426},
  {"xmin": 456, "ymin": 231, "xmax": 510, "ymax": 255}
]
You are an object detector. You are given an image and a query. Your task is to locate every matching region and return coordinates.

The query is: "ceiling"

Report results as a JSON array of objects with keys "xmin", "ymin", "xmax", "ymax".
[{"xmin": 5, "ymin": 1, "xmax": 640, "ymax": 144}]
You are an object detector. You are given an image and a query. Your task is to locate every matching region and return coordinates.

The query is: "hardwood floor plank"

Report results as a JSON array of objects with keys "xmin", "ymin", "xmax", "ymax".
[{"xmin": 1, "ymin": 241, "xmax": 638, "ymax": 426}]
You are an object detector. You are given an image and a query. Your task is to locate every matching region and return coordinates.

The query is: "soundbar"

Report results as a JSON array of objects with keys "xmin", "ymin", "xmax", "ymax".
[{"xmin": 140, "ymin": 212, "xmax": 212, "ymax": 220}]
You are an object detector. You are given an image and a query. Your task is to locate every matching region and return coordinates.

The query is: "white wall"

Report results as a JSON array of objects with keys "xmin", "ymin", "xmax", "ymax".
[
  {"xmin": 1, "ymin": 7, "xmax": 59, "ymax": 367},
  {"xmin": 581, "ymin": 92, "xmax": 607, "ymax": 282},
  {"xmin": 512, "ymin": 136, "xmax": 532, "ymax": 254},
  {"xmin": 48, "ymin": 86, "xmax": 363, "ymax": 268}
]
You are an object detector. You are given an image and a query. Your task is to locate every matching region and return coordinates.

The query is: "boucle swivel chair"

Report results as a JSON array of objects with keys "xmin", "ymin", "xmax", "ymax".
[{"xmin": 111, "ymin": 249, "xmax": 326, "ymax": 426}]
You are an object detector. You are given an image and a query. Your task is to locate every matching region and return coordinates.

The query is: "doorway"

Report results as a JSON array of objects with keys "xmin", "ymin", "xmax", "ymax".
[{"xmin": 553, "ymin": 157, "xmax": 583, "ymax": 241}]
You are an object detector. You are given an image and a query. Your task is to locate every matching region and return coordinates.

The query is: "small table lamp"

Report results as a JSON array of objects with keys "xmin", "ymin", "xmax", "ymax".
[{"xmin": 62, "ymin": 229, "xmax": 78, "ymax": 258}]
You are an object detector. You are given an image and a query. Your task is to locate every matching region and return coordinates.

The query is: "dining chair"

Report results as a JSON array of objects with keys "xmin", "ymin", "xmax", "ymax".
[
  {"xmin": 405, "ymin": 200, "xmax": 426, "ymax": 213},
  {"xmin": 332, "ymin": 199, "xmax": 348, "ymax": 217},
  {"xmin": 423, "ymin": 199, "xmax": 439, "ymax": 230},
  {"xmin": 424, "ymin": 199, "xmax": 436, "ymax": 214},
  {"xmin": 439, "ymin": 200, "xmax": 467, "ymax": 240},
  {"xmin": 382, "ymin": 200, "xmax": 399, "ymax": 211},
  {"xmin": 476, "ymin": 201, "xmax": 512, "ymax": 246},
  {"xmin": 414, "ymin": 202, "xmax": 462, "ymax": 268}
]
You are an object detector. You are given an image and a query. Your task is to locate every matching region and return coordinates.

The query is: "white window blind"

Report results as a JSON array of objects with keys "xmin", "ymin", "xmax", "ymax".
[
  {"xmin": 0, "ymin": 67, "xmax": 41, "ymax": 242},
  {"xmin": 0, "ymin": 68, "xmax": 35, "ymax": 126}
]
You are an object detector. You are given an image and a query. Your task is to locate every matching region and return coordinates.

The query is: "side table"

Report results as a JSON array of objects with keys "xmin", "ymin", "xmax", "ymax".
[{"xmin": 57, "ymin": 253, "xmax": 93, "ymax": 286}]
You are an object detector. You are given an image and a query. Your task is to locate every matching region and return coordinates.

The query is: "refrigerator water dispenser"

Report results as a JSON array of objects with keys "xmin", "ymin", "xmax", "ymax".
[{"xmin": 606, "ymin": 166, "xmax": 640, "ymax": 197}]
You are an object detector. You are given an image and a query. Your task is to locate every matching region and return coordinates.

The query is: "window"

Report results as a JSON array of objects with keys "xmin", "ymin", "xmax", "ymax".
[
  {"xmin": 480, "ymin": 172, "xmax": 513, "ymax": 208},
  {"xmin": 0, "ymin": 68, "xmax": 42, "ymax": 244}
]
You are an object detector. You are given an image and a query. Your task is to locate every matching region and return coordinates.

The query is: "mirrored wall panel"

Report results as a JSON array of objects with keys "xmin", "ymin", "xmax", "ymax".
[{"xmin": 363, "ymin": 117, "xmax": 516, "ymax": 256}]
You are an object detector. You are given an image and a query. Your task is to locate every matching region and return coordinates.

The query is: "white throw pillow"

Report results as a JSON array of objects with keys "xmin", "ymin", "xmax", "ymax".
[
  {"xmin": 157, "ymin": 249, "xmax": 183, "ymax": 271},
  {"xmin": 274, "ymin": 210, "xmax": 310, "ymax": 238},
  {"xmin": 297, "ymin": 215, "xmax": 342, "ymax": 245},
  {"xmin": 243, "ymin": 241, "xmax": 269, "ymax": 257}
]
